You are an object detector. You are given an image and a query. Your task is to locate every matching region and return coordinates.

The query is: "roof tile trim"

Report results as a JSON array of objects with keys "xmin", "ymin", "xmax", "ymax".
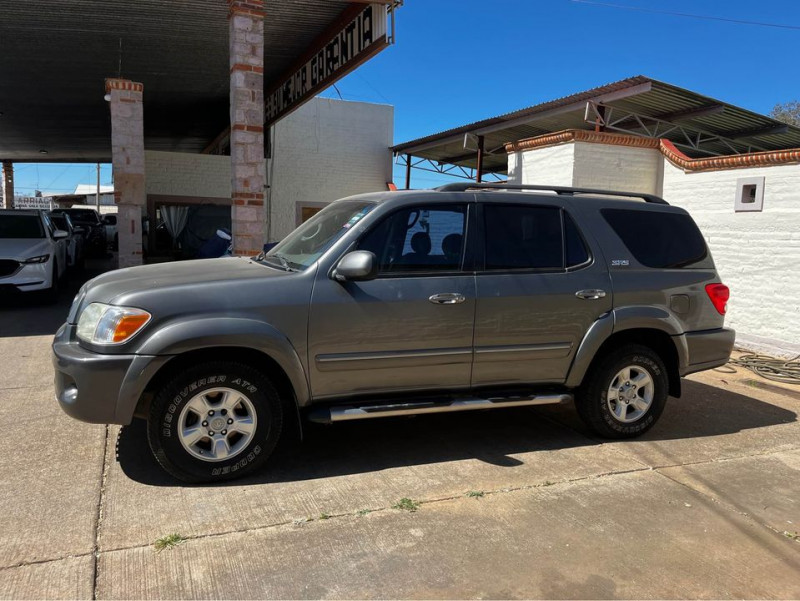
[{"xmin": 504, "ymin": 129, "xmax": 800, "ymax": 173}]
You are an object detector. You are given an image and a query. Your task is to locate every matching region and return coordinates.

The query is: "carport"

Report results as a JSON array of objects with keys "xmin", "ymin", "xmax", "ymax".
[{"xmin": 0, "ymin": 0, "xmax": 397, "ymax": 265}]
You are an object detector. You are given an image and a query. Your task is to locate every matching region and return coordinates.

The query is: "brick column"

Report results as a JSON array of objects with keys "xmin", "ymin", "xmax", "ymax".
[
  {"xmin": 106, "ymin": 78, "xmax": 146, "ymax": 268},
  {"xmin": 229, "ymin": 0, "xmax": 266, "ymax": 256},
  {"xmin": 1, "ymin": 161, "xmax": 13, "ymax": 209}
]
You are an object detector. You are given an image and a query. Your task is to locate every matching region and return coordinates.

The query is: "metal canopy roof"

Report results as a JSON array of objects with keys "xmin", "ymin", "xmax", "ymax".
[
  {"xmin": 393, "ymin": 76, "xmax": 800, "ymax": 176},
  {"xmin": 0, "ymin": 0, "xmax": 362, "ymax": 162}
]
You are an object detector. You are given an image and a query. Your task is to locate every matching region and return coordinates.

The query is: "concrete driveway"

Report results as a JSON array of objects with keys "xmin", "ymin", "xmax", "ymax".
[{"xmin": 1, "ymin": 265, "xmax": 798, "ymax": 599}]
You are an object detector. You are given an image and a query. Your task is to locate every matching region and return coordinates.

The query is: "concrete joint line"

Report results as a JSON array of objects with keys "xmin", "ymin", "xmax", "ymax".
[
  {"xmin": 91, "ymin": 426, "xmax": 111, "ymax": 601},
  {"xmin": 653, "ymin": 468, "xmax": 800, "ymax": 546},
  {"xmin": 0, "ymin": 551, "xmax": 94, "ymax": 573}
]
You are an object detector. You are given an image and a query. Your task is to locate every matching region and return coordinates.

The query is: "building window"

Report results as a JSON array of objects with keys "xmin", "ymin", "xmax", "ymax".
[
  {"xmin": 295, "ymin": 202, "xmax": 329, "ymax": 226},
  {"xmin": 735, "ymin": 176, "xmax": 765, "ymax": 212}
]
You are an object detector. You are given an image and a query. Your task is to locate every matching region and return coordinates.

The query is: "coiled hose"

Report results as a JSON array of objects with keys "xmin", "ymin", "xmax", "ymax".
[{"xmin": 716, "ymin": 353, "xmax": 800, "ymax": 385}]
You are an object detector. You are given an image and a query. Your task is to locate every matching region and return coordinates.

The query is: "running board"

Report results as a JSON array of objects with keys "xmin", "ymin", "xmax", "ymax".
[{"xmin": 307, "ymin": 393, "xmax": 572, "ymax": 424}]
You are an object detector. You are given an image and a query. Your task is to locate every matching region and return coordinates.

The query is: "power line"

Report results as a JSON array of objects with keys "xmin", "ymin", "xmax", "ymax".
[{"xmin": 568, "ymin": 0, "xmax": 800, "ymax": 31}]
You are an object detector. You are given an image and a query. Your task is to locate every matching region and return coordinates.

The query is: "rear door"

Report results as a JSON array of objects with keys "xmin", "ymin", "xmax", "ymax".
[{"xmin": 472, "ymin": 198, "xmax": 611, "ymax": 387}]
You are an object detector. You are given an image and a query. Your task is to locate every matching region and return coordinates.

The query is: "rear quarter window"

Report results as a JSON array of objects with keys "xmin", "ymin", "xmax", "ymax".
[{"xmin": 601, "ymin": 208, "xmax": 707, "ymax": 268}]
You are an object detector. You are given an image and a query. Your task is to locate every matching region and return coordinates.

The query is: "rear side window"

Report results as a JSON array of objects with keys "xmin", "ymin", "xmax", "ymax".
[
  {"xmin": 601, "ymin": 208, "xmax": 707, "ymax": 268},
  {"xmin": 483, "ymin": 205, "xmax": 590, "ymax": 271}
]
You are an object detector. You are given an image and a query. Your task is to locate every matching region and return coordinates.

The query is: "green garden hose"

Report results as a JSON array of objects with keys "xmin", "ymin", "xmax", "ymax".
[{"xmin": 720, "ymin": 353, "xmax": 800, "ymax": 385}]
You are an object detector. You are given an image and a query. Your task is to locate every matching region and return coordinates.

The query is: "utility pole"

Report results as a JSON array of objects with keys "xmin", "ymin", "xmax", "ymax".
[{"xmin": 96, "ymin": 163, "xmax": 101, "ymax": 211}]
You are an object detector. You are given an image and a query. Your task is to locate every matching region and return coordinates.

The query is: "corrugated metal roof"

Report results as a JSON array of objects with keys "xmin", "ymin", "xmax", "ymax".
[
  {"xmin": 0, "ymin": 0, "xmax": 358, "ymax": 161},
  {"xmin": 393, "ymin": 76, "xmax": 800, "ymax": 173}
]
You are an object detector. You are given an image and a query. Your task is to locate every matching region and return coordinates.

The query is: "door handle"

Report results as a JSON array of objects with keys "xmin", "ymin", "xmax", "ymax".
[
  {"xmin": 429, "ymin": 292, "xmax": 466, "ymax": 305},
  {"xmin": 575, "ymin": 289, "xmax": 607, "ymax": 300}
]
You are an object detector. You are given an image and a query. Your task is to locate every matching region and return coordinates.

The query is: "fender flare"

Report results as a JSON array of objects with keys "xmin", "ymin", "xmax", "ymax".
[
  {"xmin": 565, "ymin": 307, "xmax": 688, "ymax": 389},
  {"xmin": 116, "ymin": 317, "xmax": 310, "ymax": 424}
]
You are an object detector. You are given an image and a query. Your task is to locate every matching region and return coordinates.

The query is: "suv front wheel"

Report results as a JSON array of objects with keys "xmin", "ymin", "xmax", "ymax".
[
  {"xmin": 575, "ymin": 344, "xmax": 668, "ymax": 439},
  {"xmin": 147, "ymin": 361, "xmax": 283, "ymax": 483}
]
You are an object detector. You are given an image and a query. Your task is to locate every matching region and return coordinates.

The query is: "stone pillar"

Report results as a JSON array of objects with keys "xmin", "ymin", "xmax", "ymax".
[
  {"xmin": 106, "ymin": 78, "xmax": 146, "ymax": 268},
  {"xmin": 229, "ymin": 0, "xmax": 266, "ymax": 256},
  {"xmin": 1, "ymin": 161, "xmax": 13, "ymax": 209}
]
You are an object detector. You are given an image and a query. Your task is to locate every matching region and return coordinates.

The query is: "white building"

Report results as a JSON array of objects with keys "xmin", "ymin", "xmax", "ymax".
[
  {"xmin": 143, "ymin": 96, "xmax": 393, "ymax": 254},
  {"xmin": 395, "ymin": 77, "xmax": 800, "ymax": 357}
]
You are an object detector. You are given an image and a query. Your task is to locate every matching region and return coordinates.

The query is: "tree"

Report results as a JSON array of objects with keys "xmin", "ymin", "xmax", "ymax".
[{"xmin": 769, "ymin": 101, "xmax": 800, "ymax": 127}]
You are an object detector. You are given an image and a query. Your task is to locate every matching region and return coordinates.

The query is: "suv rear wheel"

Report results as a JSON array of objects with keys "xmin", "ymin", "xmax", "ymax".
[
  {"xmin": 575, "ymin": 344, "xmax": 668, "ymax": 439},
  {"xmin": 147, "ymin": 361, "xmax": 283, "ymax": 483}
]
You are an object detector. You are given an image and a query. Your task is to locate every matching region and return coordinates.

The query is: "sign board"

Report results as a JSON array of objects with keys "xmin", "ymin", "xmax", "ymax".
[
  {"xmin": 13, "ymin": 196, "xmax": 54, "ymax": 210},
  {"xmin": 265, "ymin": 3, "xmax": 389, "ymax": 125}
]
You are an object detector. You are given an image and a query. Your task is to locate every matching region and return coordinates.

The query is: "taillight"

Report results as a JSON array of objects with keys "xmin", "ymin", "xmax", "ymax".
[{"xmin": 705, "ymin": 283, "xmax": 729, "ymax": 315}]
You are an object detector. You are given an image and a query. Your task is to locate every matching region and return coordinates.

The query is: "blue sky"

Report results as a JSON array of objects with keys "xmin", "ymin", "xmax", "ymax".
[{"xmin": 13, "ymin": 0, "xmax": 800, "ymax": 194}]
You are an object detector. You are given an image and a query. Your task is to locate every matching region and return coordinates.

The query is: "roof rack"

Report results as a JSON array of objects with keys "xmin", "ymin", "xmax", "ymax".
[{"xmin": 434, "ymin": 182, "xmax": 669, "ymax": 205}]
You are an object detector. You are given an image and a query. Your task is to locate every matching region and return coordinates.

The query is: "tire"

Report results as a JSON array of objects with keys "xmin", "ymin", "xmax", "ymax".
[
  {"xmin": 147, "ymin": 361, "xmax": 284, "ymax": 483},
  {"xmin": 575, "ymin": 344, "xmax": 668, "ymax": 439}
]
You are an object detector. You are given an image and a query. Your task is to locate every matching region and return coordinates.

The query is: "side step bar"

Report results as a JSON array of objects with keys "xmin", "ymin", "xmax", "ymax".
[{"xmin": 307, "ymin": 393, "xmax": 572, "ymax": 424}]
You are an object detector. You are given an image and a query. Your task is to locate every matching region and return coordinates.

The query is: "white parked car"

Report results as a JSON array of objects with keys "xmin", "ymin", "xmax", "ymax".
[
  {"xmin": 0, "ymin": 209, "xmax": 69, "ymax": 301},
  {"xmin": 48, "ymin": 211, "xmax": 86, "ymax": 271}
]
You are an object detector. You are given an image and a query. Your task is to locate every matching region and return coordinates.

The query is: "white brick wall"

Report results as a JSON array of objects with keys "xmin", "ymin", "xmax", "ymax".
[
  {"xmin": 146, "ymin": 151, "xmax": 231, "ymax": 198},
  {"xmin": 267, "ymin": 97, "xmax": 393, "ymax": 240},
  {"xmin": 573, "ymin": 142, "xmax": 662, "ymax": 195},
  {"xmin": 511, "ymin": 144, "xmax": 575, "ymax": 187},
  {"xmin": 144, "ymin": 97, "xmax": 393, "ymax": 242},
  {"xmin": 509, "ymin": 139, "xmax": 800, "ymax": 356},
  {"xmin": 662, "ymin": 161, "xmax": 800, "ymax": 357}
]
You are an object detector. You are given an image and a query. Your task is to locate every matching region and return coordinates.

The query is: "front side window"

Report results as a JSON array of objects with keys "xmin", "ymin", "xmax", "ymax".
[
  {"xmin": 358, "ymin": 204, "xmax": 467, "ymax": 274},
  {"xmin": 265, "ymin": 201, "xmax": 374, "ymax": 270}
]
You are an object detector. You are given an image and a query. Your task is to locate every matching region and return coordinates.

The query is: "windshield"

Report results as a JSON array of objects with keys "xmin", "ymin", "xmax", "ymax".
[
  {"xmin": 264, "ymin": 201, "xmax": 375, "ymax": 270},
  {"xmin": 63, "ymin": 209, "xmax": 100, "ymax": 224},
  {"xmin": 0, "ymin": 214, "xmax": 45, "ymax": 239}
]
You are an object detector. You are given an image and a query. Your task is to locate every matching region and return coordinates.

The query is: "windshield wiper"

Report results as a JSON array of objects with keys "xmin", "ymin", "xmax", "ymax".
[{"xmin": 255, "ymin": 252, "xmax": 296, "ymax": 272}]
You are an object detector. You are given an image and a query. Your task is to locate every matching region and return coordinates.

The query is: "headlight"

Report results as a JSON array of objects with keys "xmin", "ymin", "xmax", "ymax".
[
  {"xmin": 23, "ymin": 254, "xmax": 49, "ymax": 264},
  {"xmin": 76, "ymin": 302, "xmax": 152, "ymax": 345}
]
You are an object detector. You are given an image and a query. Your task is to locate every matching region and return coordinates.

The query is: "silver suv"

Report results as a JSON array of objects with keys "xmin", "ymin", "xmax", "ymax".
[{"xmin": 53, "ymin": 184, "xmax": 734, "ymax": 482}]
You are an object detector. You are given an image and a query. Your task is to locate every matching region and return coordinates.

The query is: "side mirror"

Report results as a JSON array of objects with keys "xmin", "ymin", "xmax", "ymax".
[
  {"xmin": 334, "ymin": 251, "xmax": 378, "ymax": 282},
  {"xmin": 53, "ymin": 229, "xmax": 69, "ymax": 240}
]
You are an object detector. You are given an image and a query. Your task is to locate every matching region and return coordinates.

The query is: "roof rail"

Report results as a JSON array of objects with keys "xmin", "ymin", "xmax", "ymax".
[{"xmin": 434, "ymin": 182, "xmax": 669, "ymax": 205}]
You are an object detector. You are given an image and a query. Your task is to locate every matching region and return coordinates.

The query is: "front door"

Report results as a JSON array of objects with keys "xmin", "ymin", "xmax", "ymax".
[
  {"xmin": 472, "ymin": 201, "xmax": 612, "ymax": 387},
  {"xmin": 308, "ymin": 201, "xmax": 475, "ymax": 400}
]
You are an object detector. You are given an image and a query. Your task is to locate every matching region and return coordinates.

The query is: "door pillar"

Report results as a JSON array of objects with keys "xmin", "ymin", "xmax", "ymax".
[
  {"xmin": 106, "ymin": 78, "xmax": 146, "ymax": 268},
  {"xmin": 1, "ymin": 161, "xmax": 13, "ymax": 208},
  {"xmin": 229, "ymin": 0, "xmax": 266, "ymax": 256}
]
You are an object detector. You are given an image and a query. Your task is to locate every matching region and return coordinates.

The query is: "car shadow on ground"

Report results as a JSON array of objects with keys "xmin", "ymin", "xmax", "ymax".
[
  {"xmin": 0, "ymin": 256, "xmax": 114, "ymax": 337},
  {"xmin": 116, "ymin": 378, "xmax": 797, "ymax": 487}
]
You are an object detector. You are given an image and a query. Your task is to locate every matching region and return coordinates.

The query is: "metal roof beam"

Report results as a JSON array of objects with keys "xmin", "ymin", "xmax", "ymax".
[
  {"xmin": 726, "ymin": 124, "xmax": 789, "ymax": 139},
  {"xmin": 657, "ymin": 104, "xmax": 725, "ymax": 122}
]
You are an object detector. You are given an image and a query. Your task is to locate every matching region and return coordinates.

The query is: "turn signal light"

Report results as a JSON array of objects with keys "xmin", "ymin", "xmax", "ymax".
[
  {"xmin": 705, "ymin": 283, "xmax": 730, "ymax": 315},
  {"xmin": 112, "ymin": 313, "xmax": 151, "ymax": 342}
]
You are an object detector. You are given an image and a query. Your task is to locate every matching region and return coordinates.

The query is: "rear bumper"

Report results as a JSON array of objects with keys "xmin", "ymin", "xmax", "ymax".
[{"xmin": 681, "ymin": 327, "xmax": 735, "ymax": 376}]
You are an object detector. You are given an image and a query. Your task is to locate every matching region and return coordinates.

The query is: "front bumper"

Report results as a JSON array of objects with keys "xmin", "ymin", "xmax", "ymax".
[
  {"xmin": 0, "ymin": 260, "xmax": 50, "ymax": 292},
  {"xmin": 52, "ymin": 323, "xmax": 169, "ymax": 425},
  {"xmin": 681, "ymin": 327, "xmax": 736, "ymax": 376}
]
